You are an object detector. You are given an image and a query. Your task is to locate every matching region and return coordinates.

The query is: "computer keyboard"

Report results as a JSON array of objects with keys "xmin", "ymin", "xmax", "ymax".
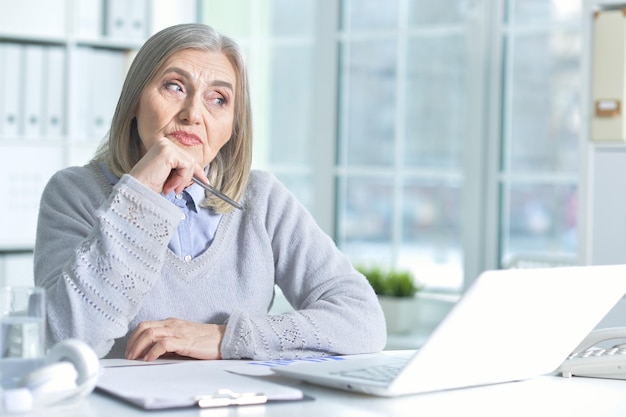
[{"xmin": 332, "ymin": 363, "xmax": 405, "ymax": 383}]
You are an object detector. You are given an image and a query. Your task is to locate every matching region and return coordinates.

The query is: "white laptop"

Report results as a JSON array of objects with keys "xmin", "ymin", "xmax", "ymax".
[{"xmin": 274, "ymin": 265, "xmax": 626, "ymax": 397}]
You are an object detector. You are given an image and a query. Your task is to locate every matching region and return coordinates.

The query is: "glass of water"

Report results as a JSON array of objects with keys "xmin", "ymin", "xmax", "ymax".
[{"xmin": 0, "ymin": 286, "xmax": 46, "ymax": 389}]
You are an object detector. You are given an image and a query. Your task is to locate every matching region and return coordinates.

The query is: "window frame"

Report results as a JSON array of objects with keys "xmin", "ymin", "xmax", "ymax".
[{"xmin": 200, "ymin": 0, "xmax": 583, "ymax": 294}]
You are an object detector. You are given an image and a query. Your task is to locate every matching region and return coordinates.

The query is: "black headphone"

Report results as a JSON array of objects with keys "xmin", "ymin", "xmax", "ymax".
[{"xmin": 2, "ymin": 339, "xmax": 100, "ymax": 413}]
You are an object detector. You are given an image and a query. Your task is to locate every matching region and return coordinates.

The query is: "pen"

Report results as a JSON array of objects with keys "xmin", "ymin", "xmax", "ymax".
[{"xmin": 191, "ymin": 176, "xmax": 243, "ymax": 211}]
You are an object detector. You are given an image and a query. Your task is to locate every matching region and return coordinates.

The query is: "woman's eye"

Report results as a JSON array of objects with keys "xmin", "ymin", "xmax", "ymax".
[
  {"xmin": 165, "ymin": 82, "xmax": 183, "ymax": 93},
  {"xmin": 206, "ymin": 92, "xmax": 227, "ymax": 107}
]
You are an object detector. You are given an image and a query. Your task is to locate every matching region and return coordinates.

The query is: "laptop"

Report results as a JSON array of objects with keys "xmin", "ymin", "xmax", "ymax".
[{"xmin": 273, "ymin": 265, "xmax": 626, "ymax": 397}]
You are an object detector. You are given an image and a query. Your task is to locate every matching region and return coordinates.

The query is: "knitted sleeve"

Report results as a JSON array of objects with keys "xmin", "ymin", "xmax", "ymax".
[
  {"xmin": 220, "ymin": 172, "xmax": 387, "ymax": 359},
  {"xmin": 34, "ymin": 165, "xmax": 182, "ymax": 357}
]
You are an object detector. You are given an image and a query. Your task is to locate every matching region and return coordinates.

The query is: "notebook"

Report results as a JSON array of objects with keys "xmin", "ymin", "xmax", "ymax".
[{"xmin": 273, "ymin": 265, "xmax": 626, "ymax": 397}]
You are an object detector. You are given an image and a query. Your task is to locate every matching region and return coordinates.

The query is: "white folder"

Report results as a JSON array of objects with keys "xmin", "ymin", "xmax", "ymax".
[
  {"xmin": 72, "ymin": 47, "xmax": 95, "ymax": 141},
  {"xmin": 43, "ymin": 46, "xmax": 66, "ymax": 139},
  {"xmin": 105, "ymin": 0, "xmax": 128, "ymax": 39},
  {"xmin": 0, "ymin": 45, "xmax": 5, "ymax": 136},
  {"xmin": 1, "ymin": 43, "xmax": 23, "ymax": 137},
  {"xmin": 96, "ymin": 362, "xmax": 304, "ymax": 410},
  {"xmin": 591, "ymin": 9, "xmax": 626, "ymax": 141},
  {"xmin": 22, "ymin": 45, "xmax": 45, "ymax": 139},
  {"xmin": 150, "ymin": 0, "xmax": 197, "ymax": 32},
  {"xmin": 77, "ymin": 0, "xmax": 104, "ymax": 39},
  {"xmin": 0, "ymin": 0, "xmax": 65, "ymax": 38},
  {"xmin": 127, "ymin": 0, "xmax": 148, "ymax": 40},
  {"xmin": 92, "ymin": 49, "xmax": 126, "ymax": 140}
]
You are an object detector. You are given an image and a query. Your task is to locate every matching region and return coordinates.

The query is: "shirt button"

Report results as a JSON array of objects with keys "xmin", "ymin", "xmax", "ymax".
[
  {"xmin": 175, "ymin": 193, "xmax": 183, "ymax": 200},
  {"xmin": 184, "ymin": 255, "xmax": 192, "ymax": 262}
]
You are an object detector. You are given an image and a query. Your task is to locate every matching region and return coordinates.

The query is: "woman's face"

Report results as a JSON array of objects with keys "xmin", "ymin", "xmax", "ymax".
[{"xmin": 134, "ymin": 48, "xmax": 237, "ymax": 168}]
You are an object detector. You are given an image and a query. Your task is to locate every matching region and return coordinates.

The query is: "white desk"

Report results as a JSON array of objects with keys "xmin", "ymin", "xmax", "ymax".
[{"xmin": 13, "ymin": 372, "xmax": 626, "ymax": 417}]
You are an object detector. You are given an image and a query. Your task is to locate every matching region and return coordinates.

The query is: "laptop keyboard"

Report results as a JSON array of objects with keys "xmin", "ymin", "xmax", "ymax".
[{"xmin": 332, "ymin": 363, "xmax": 405, "ymax": 383}]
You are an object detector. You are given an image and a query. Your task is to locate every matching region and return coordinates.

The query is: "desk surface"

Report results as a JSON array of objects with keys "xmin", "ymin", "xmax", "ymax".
[{"xmin": 12, "ymin": 371, "xmax": 626, "ymax": 417}]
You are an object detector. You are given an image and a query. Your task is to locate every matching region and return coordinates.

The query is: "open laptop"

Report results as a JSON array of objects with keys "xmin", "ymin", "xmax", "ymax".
[{"xmin": 274, "ymin": 265, "xmax": 626, "ymax": 397}]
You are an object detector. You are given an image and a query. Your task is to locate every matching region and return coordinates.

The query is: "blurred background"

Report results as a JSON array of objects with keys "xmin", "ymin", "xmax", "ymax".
[{"xmin": 0, "ymin": 0, "xmax": 588, "ymax": 298}]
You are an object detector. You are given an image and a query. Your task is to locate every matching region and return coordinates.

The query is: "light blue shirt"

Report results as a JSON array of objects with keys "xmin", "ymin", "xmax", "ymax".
[{"xmin": 101, "ymin": 164, "xmax": 221, "ymax": 261}]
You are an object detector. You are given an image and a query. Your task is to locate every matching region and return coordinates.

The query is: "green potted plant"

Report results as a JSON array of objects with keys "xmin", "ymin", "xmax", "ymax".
[{"xmin": 356, "ymin": 265, "xmax": 423, "ymax": 334}]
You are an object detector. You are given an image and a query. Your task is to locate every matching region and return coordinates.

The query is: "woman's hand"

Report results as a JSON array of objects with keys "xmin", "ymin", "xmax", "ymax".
[
  {"xmin": 129, "ymin": 137, "xmax": 208, "ymax": 195},
  {"xmin": 125, "ymin": 318, "xmax": 225, "ymax": 361}
]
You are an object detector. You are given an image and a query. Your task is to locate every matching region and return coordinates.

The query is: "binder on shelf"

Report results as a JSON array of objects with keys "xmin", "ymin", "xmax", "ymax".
[
  {"xmin": 591, "ymin": 8, "xmax": 626, "ymax": 142},
  {"xmin": 0, "ymin": 0, "xmax": 65, "ymax": 38},
  {"xmin": 91, "ymin": 49, "xmax": 126, "ymax": 140},
  {"xmin": 43, "ymin": 46, "xmax": 66, "ymax": 139},
  {"xmin": 0, "ymin": 43, "xmax": 23, "ymax": 138},
  {"xmin": 78, "ymin": 0, "xmax": 104, "ymax": 39},
  {"xmin": 127, "ymin": 0, "xmax": 148, "ymax": 40},
  {"xmin": 72, "ymin": 47, "xmax": 95, "ymax": 141},
  {"xmin": 104, "ymin": 0, "xmax": 148, "ymax": 41},
  {"xmin": 150, "ymin": 0, "xmax": 196, "ymax": 33},
  {"xmin": 73, "ymin": 48, "xmax": 127, "ymax": 141},
  {"xmin": 22, "ymin": 45, "xmax": 45, "ymax": 139},
  {"xmin": 0, "ymin": 45, "xmax": 5, "ymax": 137},
  {"xmin": 104, "ymin": 0, "xmax": 129, "ymax": 40}
]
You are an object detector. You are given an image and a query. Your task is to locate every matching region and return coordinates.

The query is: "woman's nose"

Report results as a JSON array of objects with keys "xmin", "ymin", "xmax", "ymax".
[{"xmin": 179, "ymin": 95, "xmax": 202, "ymax": 124}]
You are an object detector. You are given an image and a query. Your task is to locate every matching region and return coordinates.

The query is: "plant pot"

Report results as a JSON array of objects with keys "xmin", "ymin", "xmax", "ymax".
[{"xmin": 378, "ymin": 295, "xmax": 419, "ymax": 334}]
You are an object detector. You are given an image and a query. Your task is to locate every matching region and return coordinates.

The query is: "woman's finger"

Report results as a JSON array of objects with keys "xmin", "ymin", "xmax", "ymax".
[
  {"xmin": 129, "ymin": 138, "xmax": 200, "ymax": 194},
  {"xmin": 125, "ymin": 321, "xmax": 166, "ymax": 360},
  {"xmin": 125, "ymin": 319, "xmax": 225, "ymax": 361},
  {"xmin": 141, "ymin": 338, "xmax": 182, "ymax": 361}
]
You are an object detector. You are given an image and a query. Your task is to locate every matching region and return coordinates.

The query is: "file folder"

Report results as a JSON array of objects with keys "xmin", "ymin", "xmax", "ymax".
[
  {"xmin": 96, "ymin": 362, "xmax": 305, "ymax": 410},
  {"xmin": 104, "ymin": 0, "xmax": 148, "ymax": 41},
  {"xmin": 43, "ymin": 46, "xmax": 66, "ymax": 138},
  {"xmin": 22, "ymin": 45, "xmax": 45, "ymax": 139},
  {"xmin": 127, "ymin": 0, "xmax": 147, "ymax": 40},
  {"xmin": 77, "ymin": 0, "xmax": 104, "ymax": 39},
  {"xmin": 92, "ymin": 49, "xmax": 126, "ymax": 139},
  {"xmin": 1, "ymin": 43, "xmax": 23, "ymax": 137},
  {"xmin": 0, "ymin": 0, "xmax": 65, "ymax": 38},
  {"xmin": 591, "ymin": 8, "xmax": 626, "ymax": 141},
  {"xmin": 105, "ymin": 0, "xmax": 129, "ymax": 39},
  {"xmin": 72, "ymin": 47, "xmax": 95, "ymax": 140}
]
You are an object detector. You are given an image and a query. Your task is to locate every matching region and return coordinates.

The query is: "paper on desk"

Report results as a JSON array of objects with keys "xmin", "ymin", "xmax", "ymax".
[
  {"xmin": 96, "ymin": 361, "xmax": 303, "ymax": 410},
  {"xmin": 99, "ymin": 350, "xmax": 416, "ymax": 377},
  {"xmin": 101, "ymin": 356, "xmax": 348, "ymax": 376},
  {"xmin": 100, "ymin": 358, "xmax": 185, "ymax": 367},
  {"xmin": 231, "ymin": 351, "xmax": 415, "ymax": 376}
]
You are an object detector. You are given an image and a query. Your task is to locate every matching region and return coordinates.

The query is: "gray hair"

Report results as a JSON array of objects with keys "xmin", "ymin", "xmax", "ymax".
[{"xmin": 94, "ymin": 23, "xmax": 252, "ymax": 214}]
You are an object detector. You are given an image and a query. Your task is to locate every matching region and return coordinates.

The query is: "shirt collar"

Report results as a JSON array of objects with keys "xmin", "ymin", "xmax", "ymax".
[
  {"xmin": 101, "ymin": 163, "xmax": 119, "ymax": 186},
  {"xmin": 185, "ymin": 181, "xmax": 206, "ymax": 211}
]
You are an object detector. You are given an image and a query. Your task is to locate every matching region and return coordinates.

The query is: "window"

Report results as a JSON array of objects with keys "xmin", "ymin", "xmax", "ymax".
[
  {"xmin": 200, "ymin": 0, "xmax": 317, "ymax": 207},
  {"xmin": 497, "ymin": 0, "xmax": 581, "ymax": 268},
  {"xmin": 201, "ymin": 0, "xmax": 583, "ymax": 293},
  {"xmin": 336, "ymin": 0, "xmax": 477, "ymax": 291}
]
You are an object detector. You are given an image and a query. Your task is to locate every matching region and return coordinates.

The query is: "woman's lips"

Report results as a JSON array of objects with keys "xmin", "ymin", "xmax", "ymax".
[{"xmin": 169, "ymin": 131, "xmax": 202, "ymax": 146}]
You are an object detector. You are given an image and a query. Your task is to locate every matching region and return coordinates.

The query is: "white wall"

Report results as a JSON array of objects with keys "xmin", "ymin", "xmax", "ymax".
[{"xmin": 0, "ymin": 253, "xmax": 34, "ymax": 286}]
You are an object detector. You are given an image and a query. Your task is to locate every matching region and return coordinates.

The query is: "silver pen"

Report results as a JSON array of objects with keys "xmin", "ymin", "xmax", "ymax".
[{"xmin": 191, "ymin": 176, "xmax": 243, "ymax": 211}]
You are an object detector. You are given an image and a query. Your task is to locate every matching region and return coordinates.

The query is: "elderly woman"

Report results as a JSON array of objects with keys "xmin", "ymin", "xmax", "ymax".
[{"xmin": 34, "ymin": 23, "xmax": 386, "ymax": 361}]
